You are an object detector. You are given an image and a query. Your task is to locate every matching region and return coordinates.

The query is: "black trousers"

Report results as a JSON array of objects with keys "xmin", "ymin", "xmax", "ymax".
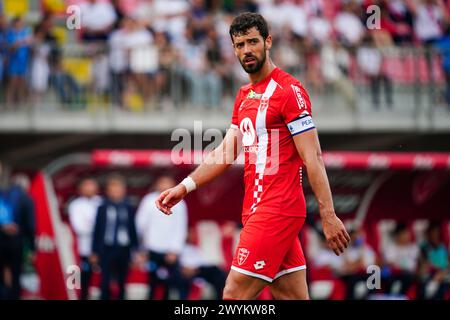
[
  {"xmin": 148, "ymin": 251, "xmax": 183, "ymax": 300},
  {"xmin": 179, "ymin": 266, "xmax": 227, "ymax": 300},
  {"xmin": 80, "ymin": 256, "xmax": 93, "ymax": 300},
  {"xmin": 340, "ymin": 273, "xmax": 375, "ymax": 300},
  {"xmin": 0, "ymin": 238, "xmax": 23, "ymax": 300},
  {"xmin": 370, "ymin": 75, "xmax": 393, "ymax": 108},
  {"xmin": 384, "ymin": 272, "xmax": 415, "ymax": 296},
  {"xmin": 99, "ymin": 246, "xmax": 131, "ymax": 300}
]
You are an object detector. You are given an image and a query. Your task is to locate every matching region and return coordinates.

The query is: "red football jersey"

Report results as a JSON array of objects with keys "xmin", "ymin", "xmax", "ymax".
[{"xmin": 230, "ymin": 67, "xmax": 314, "ymax": 218}]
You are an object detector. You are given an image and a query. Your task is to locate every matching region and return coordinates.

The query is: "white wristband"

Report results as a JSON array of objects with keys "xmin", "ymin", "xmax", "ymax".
[{"xmin": 181, "ymin": 176, "xmax": 197, "ymax": 193}]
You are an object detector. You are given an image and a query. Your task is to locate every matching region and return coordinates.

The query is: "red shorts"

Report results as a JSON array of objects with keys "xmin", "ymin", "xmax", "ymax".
[{"xmin": 231, "ymin": 212, "xmax": 306, "ymax": 283}]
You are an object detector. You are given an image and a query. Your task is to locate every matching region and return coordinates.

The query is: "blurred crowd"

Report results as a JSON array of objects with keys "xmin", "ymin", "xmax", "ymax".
[
  {"xmin": 68, "ymin": 173, "xmax": 227, "ymax": 300},
  {"xmin": 0, "ymin": 161, "xmax": 449, "ymax": 300},
  {"xmin": 66, "ymin": 172, "xmax": 450, "ymax": 300},
  {"xmin": 311, "ymin": 220, "xmax": 450, "ymax": 299},
  {"xmin": 1, "ymin": 0, "xmax": 450, "ymax": 111}
]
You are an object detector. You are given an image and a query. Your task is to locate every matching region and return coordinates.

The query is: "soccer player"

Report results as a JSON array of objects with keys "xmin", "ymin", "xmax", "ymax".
[{"xmin": 156, "ymin": 12, "xmax": 350, "ymax": 300}]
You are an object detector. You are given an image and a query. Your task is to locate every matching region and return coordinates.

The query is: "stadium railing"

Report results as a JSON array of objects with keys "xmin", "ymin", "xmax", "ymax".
[{"xmin": 0, "ymin": 43, "xmax": 449, "ymax": 133}]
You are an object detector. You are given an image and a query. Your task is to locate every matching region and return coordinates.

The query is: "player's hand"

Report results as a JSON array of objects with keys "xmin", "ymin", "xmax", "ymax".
[
  {"xmin": 321, "ymin": 214, "xmax": 350, "ymax": 256},
  {"xmin": 155, "ymin": 184, "xmax": 187, "ymax": 215}
]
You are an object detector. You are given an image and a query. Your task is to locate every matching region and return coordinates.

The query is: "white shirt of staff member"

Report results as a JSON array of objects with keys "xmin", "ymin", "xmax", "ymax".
[
  {"xmin": 68, "ymin": 193, "xmax": 102, "ymax": 258},
  {"xmin": 135, "ymin": 191, "xmax": 188, "ymax": 255}
]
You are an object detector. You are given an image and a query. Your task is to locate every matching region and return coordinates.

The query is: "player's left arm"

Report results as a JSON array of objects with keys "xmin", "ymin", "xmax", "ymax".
[
  {"xmin": 283, "ymin": 82, "xmax": 350, "ymax": 255},
  {"xmin": 292, "ymin": 129, "xmax": 350, "ymax": 256}
]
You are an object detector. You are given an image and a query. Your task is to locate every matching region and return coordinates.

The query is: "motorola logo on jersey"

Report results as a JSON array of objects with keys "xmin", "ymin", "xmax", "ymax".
[{"xmin": 239, "ymin": 117, "xmax": 256, "ymax": 147}]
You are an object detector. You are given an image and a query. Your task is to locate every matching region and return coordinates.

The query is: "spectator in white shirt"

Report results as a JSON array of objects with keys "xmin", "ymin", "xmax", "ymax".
[
  {"xmin": 259, "ymin": 0, "xmax": 293, "ymax": 36},
  {"xmin": 68, "ymin": 178, "xmax": 102, "ymax": 300},
  {"xmin": 334, "ymin": 2, "xmax": 365, "ymax": 47},
  {"xmin": 338, "ymin": 227, "xmax": 377, "ymax": 300},
  {"xmin": 320, "ymin": 38, "xmax": 356, "ymax": 111},
  {"xmin": 383, "ymin": 223, "xmax": 419, "ymax": 296},
  {"xmin": 79, "ymin": 0, "xmax": 117, "ymax": 42},
  {"xmin": 356, "ymin": 35, "xmax": 393, "ymax": 109},
  {"xmin": 135, "ymin": 175, "xmax": 188, "ymax": 299},
  {"xmin": 133, "ymin": 0, "xmax": 189, "ymax": 43},
  {"xmin": 309, "ymin": 8, "xmax": 332, "ymax": 45},
  {"xmin": 108, "ymin": 16, "xmax": 156, "ymax": 108},
  {"xmin": 408, "ymin": 0, "xmax": 449, "ymax": 44}
]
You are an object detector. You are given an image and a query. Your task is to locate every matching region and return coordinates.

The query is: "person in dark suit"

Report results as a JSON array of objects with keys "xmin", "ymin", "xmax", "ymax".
[
  {"xmin": 90, "ymin": 174, "xmax": 138, "ymax": 300},
  {"xmin": 0, "ymin": 164, "xmax": 35, "ymax": 300}
]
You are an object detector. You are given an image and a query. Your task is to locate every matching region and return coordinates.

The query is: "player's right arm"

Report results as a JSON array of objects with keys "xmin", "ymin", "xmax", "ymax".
[{"xmin": 155, "ymin": 127, "xmax": 241, "ymax": 215}]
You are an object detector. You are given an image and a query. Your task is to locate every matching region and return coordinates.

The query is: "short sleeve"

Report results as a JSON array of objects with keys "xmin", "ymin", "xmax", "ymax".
[
  {"xmin": 282, "ymin": 82, "xmax": 315, "ymax": 136},
  {"xmin": 230, "ymin": 89, "xmax": 242, "ymax": 129}
]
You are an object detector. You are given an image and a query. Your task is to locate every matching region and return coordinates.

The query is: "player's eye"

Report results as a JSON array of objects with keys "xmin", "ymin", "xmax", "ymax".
[
  {"xmin": 250, "ymin": 39, "xmax": 258, "ymax": 44},
  {"xmin": 235, "ymin": 43, "xmax": 244, "ymax": 49}
]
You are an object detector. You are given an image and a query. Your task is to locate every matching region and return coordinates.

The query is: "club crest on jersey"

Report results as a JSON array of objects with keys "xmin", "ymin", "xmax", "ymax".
[
  {"xmin": 247, "ymin": 89, "xmax": 262, "ymax": 100},
  {"xmin": 238, "ymin": 248, "xmax": 250, "ymax": 265},
  {"xmin": 291, "ymin": 84, "xmax": 306, "ymax": 111}
]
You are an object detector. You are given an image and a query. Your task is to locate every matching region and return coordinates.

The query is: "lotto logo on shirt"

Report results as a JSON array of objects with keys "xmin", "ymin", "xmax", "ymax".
[{"xmin": 291, "ymin": 84, "xmax": 306, "ymax": 111}]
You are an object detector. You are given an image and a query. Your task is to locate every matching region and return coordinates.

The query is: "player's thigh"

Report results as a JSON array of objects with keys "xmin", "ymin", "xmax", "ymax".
[
  {"xmin": 270, "ymin": 238, "xmax": 309, "ymax": 300},
  {"xmin": 225, "ymin": 214, "xmax": 298, "ymax": 299},
  {"xmin": 223, "ymin": 269, "xmax": 268, "ymax": 300},
  {"xmin": 231, "ymin": 214, "xmax": 304, "ymax": 282},
  {"xmin": 269, "ymin": 268, "xmax": 309, "ymax": 300}
]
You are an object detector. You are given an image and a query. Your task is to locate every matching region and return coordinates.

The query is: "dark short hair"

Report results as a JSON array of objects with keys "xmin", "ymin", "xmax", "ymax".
[
  {"xmin": 426, "ymin": 221, "xmax": 441, "ymax": 236},
  {"xmin": 105, "ymin": 173, "xmax": 126, "ymax": 186},
  {"xmin": 77, "ymin": 177, "xmax": 97, "ymax": 188},
  {"xmin": 393, "ymin": 222, "xmax": 408, "ymax": 236},
  {"xmin": 229, "ymin": 12, "xmax": 269, "ymax": 43}
]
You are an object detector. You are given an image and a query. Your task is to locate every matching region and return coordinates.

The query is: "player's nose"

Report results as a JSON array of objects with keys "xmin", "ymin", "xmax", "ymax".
[{"xmin": 243, "ymin": 44, "xmax": 252, "ymax": 55}]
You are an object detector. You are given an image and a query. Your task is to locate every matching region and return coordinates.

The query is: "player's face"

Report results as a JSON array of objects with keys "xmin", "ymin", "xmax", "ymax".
[{"xmin": 232, "ymin": 27, "xmax": 272, "ymax": 74}]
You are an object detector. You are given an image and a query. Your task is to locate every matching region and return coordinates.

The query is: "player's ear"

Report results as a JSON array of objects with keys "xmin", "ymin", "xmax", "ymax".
[{"xmin": 265, "ymin": 35, "xmax": 272, "ymax": 50}]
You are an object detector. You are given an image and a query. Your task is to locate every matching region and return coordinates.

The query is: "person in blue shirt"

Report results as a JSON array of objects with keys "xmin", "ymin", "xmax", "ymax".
[
  {"xmin": 0, "ymin": 164, "xmax": 35, "ymax": 300},
  {"xmin": 434, "ymin": 28, "xmax": 450, "ymax": 109},
  {"xmin": 5, "ymin": 16, "xmax": 32, "ymax": 107},
  {"xmin": 0, "ymin": 14, "xmax": 8, "ymax": 88},
  {"xmin": 418, "ymin": 221, "xmax": 449, "ymax": 300}
]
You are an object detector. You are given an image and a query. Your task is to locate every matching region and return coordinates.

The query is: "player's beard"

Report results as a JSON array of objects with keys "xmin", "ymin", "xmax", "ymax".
[{"xmin": 240, "ymin": 46, "xmax": 266, "ymax": 74}]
